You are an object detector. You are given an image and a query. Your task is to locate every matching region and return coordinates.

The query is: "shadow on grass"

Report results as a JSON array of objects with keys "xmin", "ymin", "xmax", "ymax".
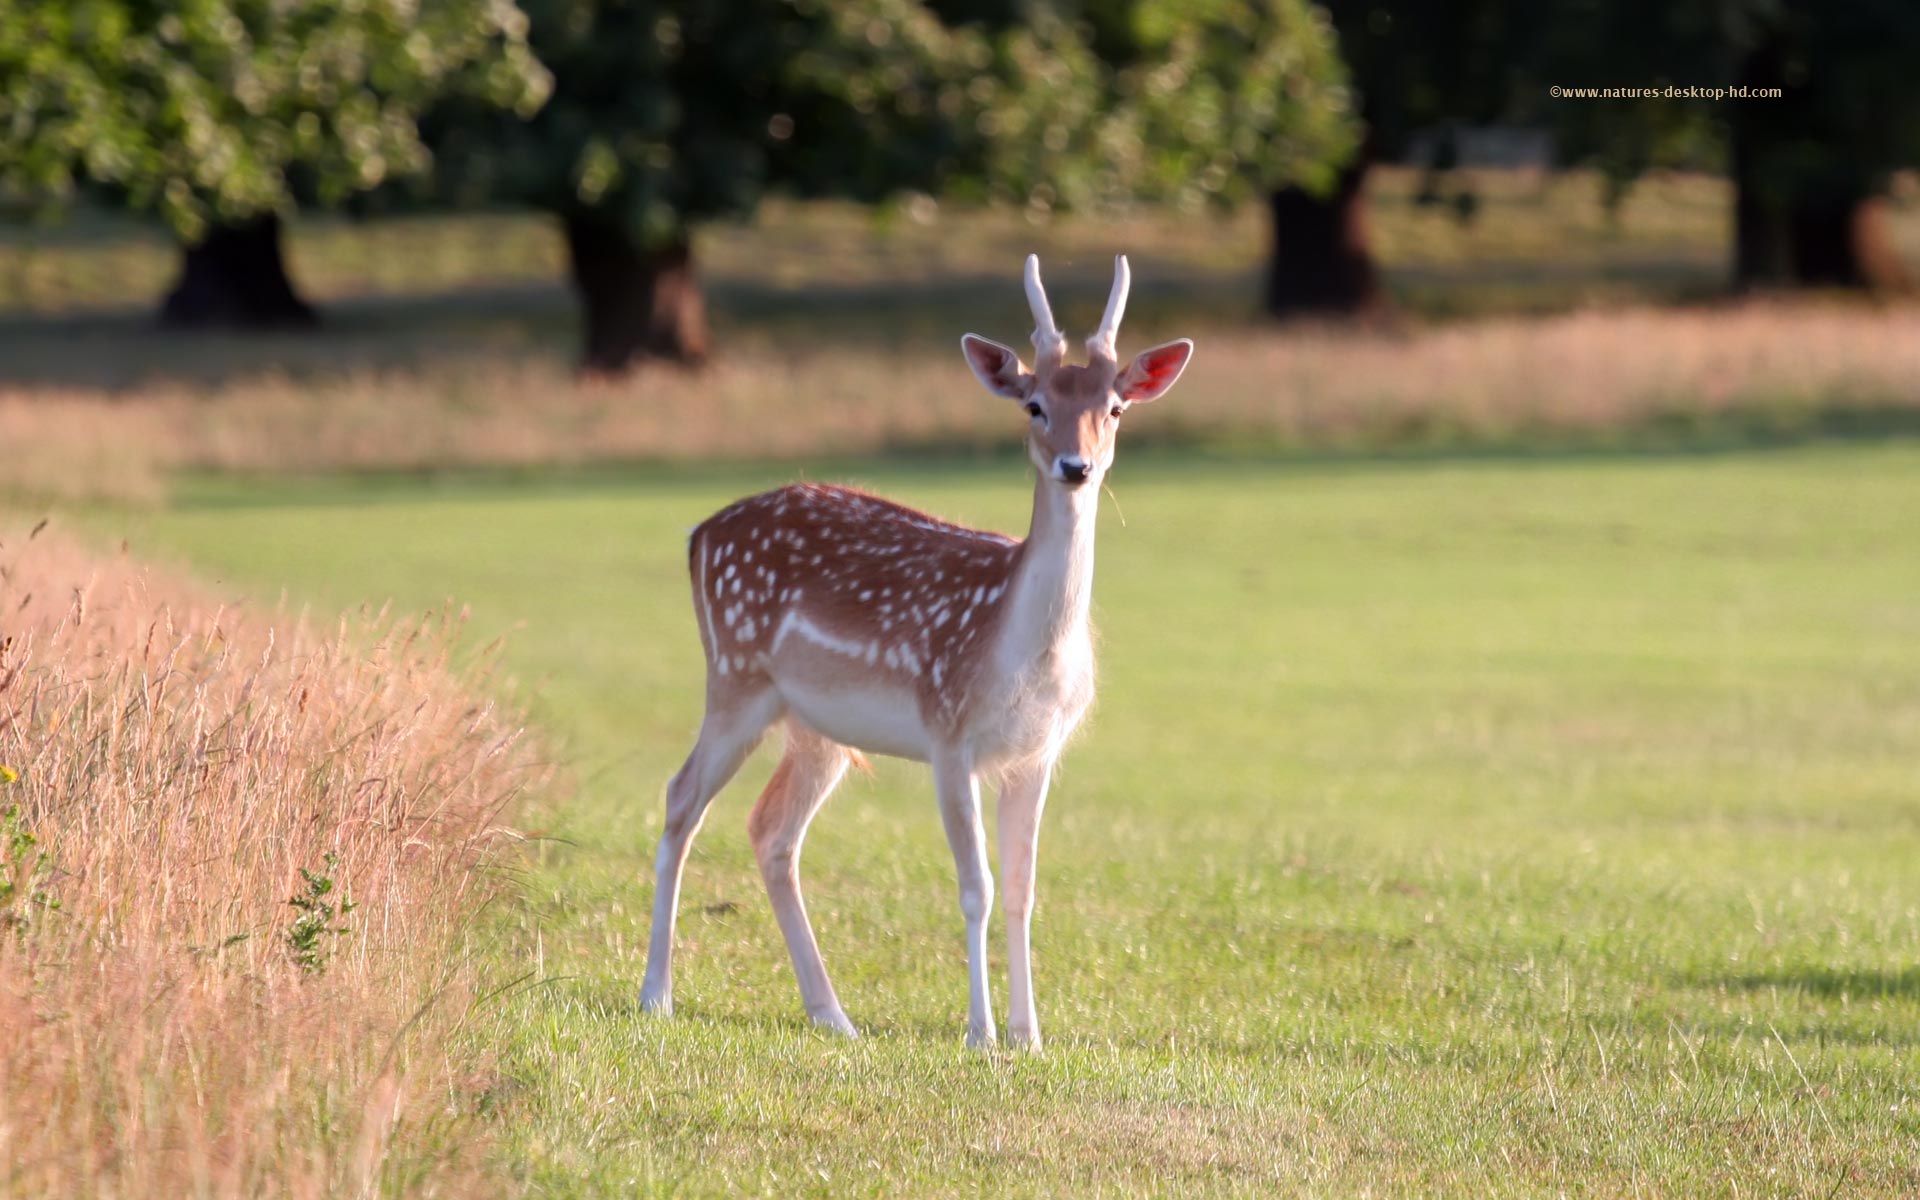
[
  {"xmin": 1699, "ymin": 965, "xmax": 1920, "ymax": 1000},
  {"xmin": 543, "ymin": 977, "xmax": 958, "ymax": 1045},
  {"xmin": 1635, "ymin": 965, "xmax": 1920, "ymax": 1049},
  {"xmin": 0, "ymin": 263, "xmax": 1253, "ymax": 391},
  {"xmin": 0, "ymin": 251, "xmax": 1734, "ymax": 393}
]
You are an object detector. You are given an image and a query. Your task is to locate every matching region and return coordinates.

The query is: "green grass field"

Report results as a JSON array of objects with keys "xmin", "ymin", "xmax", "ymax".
[{"xmin": 112, "ymin": 440, "xmax": 1920, "ymax": 1196}]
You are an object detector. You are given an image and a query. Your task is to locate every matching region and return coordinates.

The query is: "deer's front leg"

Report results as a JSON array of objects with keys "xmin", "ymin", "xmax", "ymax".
[
  {"xmin": 998, "ymin": 758, "xmax": 1052, "ymax": 1050},
  {"xmin": 933, "ymin": 750, "xmax": 995, "ymax": 1048}
]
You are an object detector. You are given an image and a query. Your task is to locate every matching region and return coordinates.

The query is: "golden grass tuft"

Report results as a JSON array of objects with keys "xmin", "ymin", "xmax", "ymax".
[{"xmin": 0, "ymin": 525, "xmax": 541, "ymax": 1197}]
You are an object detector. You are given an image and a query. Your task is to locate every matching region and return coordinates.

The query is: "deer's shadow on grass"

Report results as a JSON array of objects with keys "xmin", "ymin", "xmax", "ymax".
[
  {"xmin": 1654, "ymin": 965, "xmax": 1920, "ymax": 1050},
  {"xmin": 549, "ymin": 977, "xmax": 965, "ymax": 1047},
  {"xmin": 1696, "ymin": 965, "xmax": 1920, "ymax": 1001}
]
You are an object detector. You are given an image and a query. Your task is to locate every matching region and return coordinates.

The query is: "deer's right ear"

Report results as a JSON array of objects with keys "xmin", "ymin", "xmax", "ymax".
[{"xmin": 961, "ymin": 334, "xmax": 1032, "ymax": 400}]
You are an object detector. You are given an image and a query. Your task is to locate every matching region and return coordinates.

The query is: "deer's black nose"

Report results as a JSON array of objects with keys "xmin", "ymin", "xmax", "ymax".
[{"xmin": 1056, "ymin": 457, "xmax": 1089, "ymax": 485}]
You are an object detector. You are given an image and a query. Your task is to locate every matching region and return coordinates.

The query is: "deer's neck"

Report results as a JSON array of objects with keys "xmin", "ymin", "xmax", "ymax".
[{"xmin": 999, "ymin": 474, "xmax": 1098, "ymax": 667}]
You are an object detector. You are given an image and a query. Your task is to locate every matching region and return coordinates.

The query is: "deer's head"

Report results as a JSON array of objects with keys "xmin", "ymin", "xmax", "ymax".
[{"xmin": 961, "ymin": 255, "xmax": 1193, "ymax": 489}]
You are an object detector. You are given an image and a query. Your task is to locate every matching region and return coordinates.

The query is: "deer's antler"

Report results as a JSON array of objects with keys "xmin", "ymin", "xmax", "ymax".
[
  {"xmin": 1086, "ymin": 255, "xmax": 1130, "ymax": 367},
  {"xmin": 1025, "ymin": 254, "xmax": 1066, "ymax": 376}
]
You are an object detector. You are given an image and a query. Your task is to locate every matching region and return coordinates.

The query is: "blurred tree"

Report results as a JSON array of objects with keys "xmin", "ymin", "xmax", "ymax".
[
  {"xmin": 427, "ymin": 0, "xmax": 1355, "ymax": 373},
  {"xmin": 1298, "ymin": 0, "xmax": 1918, "ymax": 313},
  {"xmin": 0, "ymin": 0, "xmax": 548, "ymax": 327},
  {"xmin": 427, "ymin": 0, "xmax": 989, "ymax": 371},
  {"xmin": 954, "ymin": 0, "xmax": 1357, "ymax": 216},
  {"xmin": 1550, "ymin": 0, "xmax": 1917, "ymax": 293},
  {"xmin": 1259, "ymin": 0, "xmax": 1543, "ymax": 317}
]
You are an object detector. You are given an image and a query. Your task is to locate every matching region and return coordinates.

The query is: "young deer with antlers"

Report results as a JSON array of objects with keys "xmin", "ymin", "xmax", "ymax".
[{"xmin": 639, "ymin": 255, "xmax": 1192, "ymax": 1048}]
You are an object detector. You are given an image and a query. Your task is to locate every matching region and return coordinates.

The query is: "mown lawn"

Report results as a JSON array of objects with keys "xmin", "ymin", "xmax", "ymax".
[{"xmin": 123, "ymin": 441, "xmax": 1920, "ymax": 1196}]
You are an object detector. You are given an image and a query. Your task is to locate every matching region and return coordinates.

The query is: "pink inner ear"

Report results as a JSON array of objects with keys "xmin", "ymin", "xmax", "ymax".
[
  {"xmin": 963, "ymin": 335, "xmax": 1028, "ymax": 397},
  {"xmin": 1138, "ymin": 352, "xmax": 1181, "ymax": 385},
  {"xmin": 971, "ymin": 343, "xmax": 1016, "ymax": 378},
  {"xmin": 1124, "ymin": 343, "xmax": 1190, "ymax": 399}
]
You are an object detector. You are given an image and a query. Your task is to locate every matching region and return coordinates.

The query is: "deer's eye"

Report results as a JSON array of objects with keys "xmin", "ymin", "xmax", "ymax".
[{"xmin": 1025, "ymin": 402, "xmax": 1045, "ymax": 421}]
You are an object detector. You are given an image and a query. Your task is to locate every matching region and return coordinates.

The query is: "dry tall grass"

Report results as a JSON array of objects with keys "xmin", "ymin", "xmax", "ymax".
[
  {"xmin": 0, "ymin": 525, "xmax": 540, "ymax": 1197},
  {"xmin": 4, "ymin": 299, "xmax": 1918, "ymax": 504}
]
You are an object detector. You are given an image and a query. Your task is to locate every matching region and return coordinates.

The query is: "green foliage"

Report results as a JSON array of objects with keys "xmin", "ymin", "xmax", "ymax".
[
  {"xmin": 0, "ymin": 802, "xmax": 61, "ymax": 934},
  {"xmin": 427, "ymin": 0, "xmax": 1356, "ymax": 239},
  {"xmin": 974, "ymin": 0, "xmax": 1359, "ymax": 211},
  {"xmin": 1305, "ymin": 0, "xmax": 1549, "ymax": 153},
  {"xmin": 429, "ymin": 0, "xmax": 987, "ymax": 242},
  {"xmin": 284, "ymin": 851, "xmax": 355, "ymax": 972},
  {"xmin": 0, "ymin": 0, "xmax": 551, "ymax": 239}
]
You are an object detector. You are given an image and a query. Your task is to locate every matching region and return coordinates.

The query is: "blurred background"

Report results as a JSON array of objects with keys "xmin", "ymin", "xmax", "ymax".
[
  {"xmin": 6, "ymin": 2, "xmax": 1920, "ymax": 1195},
  {"xmin": 3, "ymin": 0, "xmax": 1919, "ymax": 494}
]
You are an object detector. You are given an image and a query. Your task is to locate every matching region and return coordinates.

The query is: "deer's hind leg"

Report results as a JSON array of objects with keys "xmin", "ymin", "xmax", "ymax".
[
  {"xmin": 640, "ymin": 675, "xmax": 783, "ymax": 1016},
  {"xmin": 749, "ymin": 720, "xmax": 859, "ymax": 1035}
]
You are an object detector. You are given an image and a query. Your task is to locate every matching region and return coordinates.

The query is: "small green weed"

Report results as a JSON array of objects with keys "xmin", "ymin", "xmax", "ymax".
[
  {"xmin": 0, "ymin": 800, "xmax": 61, "ymax": 933},
  {"xmin": 284, "ymin": 852, "xmax": 355, "ymax": 972}
]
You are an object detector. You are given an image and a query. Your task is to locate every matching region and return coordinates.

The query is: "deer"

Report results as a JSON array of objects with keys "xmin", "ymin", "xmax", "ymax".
[{"xmin": 638, "ymin": 254, "xmax": 1193, "ymax": 1049}]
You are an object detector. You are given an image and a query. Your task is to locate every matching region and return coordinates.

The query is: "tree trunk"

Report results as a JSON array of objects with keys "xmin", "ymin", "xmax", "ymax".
[
  {"xmin": 1264, "ymin": 156, "xmax": 1386, "ymax": 319},
  {"xmin": 1729, "ymin": 39, "xmax": 1909, "ymax": 294},
  {"xmin": 1732, "ymin": 157, "xmax": 1791, "ymax": 289},
  {"xmin": 1738, "ymin": 190, "xmax": 1911, "ymax": 292},
  {"xmin": 561, "ymin": 214, "xmax": 709, "ymax": 374},
  {"xmin": 160, "ymin": 215, "xmax": 318, "ymax": 330}
]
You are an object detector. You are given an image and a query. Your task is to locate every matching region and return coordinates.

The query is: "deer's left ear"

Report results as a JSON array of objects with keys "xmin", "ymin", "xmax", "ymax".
[
  {"xmin": 1117, "ymin": 338, "xmax": 1193, "ymax": 403},
  {"xmin": 961, "ymin": 334, "xmax": 1033, "ymax": 400}
]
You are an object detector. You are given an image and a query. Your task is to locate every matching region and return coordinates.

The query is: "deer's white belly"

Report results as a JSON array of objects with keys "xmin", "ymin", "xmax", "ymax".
[{"xmin": 774, "ymin": 676, "xmax": 936, "ymax": 762}]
